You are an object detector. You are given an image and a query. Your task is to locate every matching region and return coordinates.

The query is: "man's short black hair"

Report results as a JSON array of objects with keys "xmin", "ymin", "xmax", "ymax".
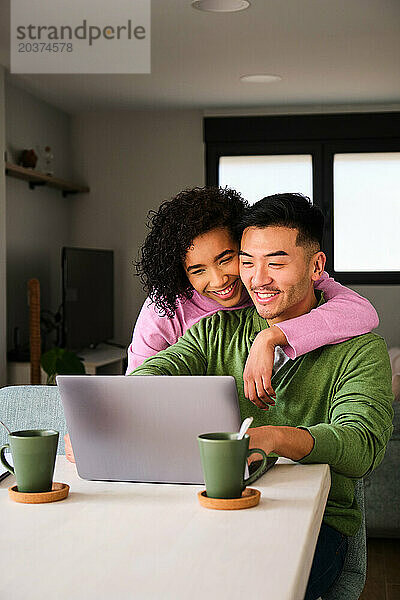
[{"xmin": 238, "ymin": 193, "xmax": 324, "ymax": 250}]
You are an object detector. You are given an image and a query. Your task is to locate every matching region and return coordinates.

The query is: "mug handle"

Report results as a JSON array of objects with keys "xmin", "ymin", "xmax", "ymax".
[
  {"xmin": 243, "ymin": 447, "xmax": 268, "ymax": 487},
  {"xmin": 0, "ymin": 444, "xmax": 15, "ymax": 475}
]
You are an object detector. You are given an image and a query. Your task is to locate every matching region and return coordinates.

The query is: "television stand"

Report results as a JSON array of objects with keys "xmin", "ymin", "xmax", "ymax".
[
  {"xmin": 77, "ymin": 344, "xmax": 126, "ymax": 375},
  {"xmin": 7, "ymin": 343, "xmax": 127, "ymax": 384}
]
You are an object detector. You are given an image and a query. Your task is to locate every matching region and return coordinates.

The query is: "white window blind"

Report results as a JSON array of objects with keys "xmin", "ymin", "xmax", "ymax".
[{"xmin": 219, "ymin": 155, "xmax": 313, "ymax": 205}]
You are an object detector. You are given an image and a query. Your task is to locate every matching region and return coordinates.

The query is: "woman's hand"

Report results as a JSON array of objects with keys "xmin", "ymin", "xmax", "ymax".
[
  {"xmin": 243, "ymin": 326, "xmax": 288, "ymax": 409},
  {"xmin": 64, "ymin": 433, "xmax": 76, "ymax": 463}
]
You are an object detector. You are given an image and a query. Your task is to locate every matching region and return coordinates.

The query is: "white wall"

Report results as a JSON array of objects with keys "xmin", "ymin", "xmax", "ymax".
[
  {"xmin": 0, "ymin": 67, "xmax": 7, "ymax": 385},
  {"xmin": 5, "ymin": 81, "xmax": 73, "ymax": 353},
  {"xmin": 70, "ymin": 109, "xmax": 204, "ymax": 346}
]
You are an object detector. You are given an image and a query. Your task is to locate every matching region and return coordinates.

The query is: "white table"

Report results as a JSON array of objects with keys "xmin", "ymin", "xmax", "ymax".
[{"xmin": 0, "ymin": 457, "xmax": 330, "ymax": 600}]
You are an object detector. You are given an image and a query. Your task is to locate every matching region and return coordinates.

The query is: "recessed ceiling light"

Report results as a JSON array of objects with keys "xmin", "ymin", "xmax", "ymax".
[
  {"xmin": 240, "ymin": 74, "xmax": 282, "ymax": 83},
  {"xmin": 191, "ymin": 0, "xmax": 250, "ymax": 13}
]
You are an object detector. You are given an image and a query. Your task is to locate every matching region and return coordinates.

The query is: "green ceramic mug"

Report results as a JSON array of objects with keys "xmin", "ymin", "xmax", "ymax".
[
  {"xmin": 0, "ymin": 429, "xmax": 59, "ymax": 493},
  {"xmin": 198, "ymin": 432, "xmax": 268, "ymax": 499}
]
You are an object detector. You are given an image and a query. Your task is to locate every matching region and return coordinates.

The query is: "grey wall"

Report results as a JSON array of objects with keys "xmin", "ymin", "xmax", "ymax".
[
  {"xmin": 0, "ymin": 67, "xmax": 7, "ymax": 385},
  {"xmin": 352, "ymin": 285, "xmax": 400, "ymax": 350},
  {"xmin": 5, "ymin": 81, "xmax": 73, "ymax": 354},
  {"xmin": 69, "ymin": 109, "xmax": 204, "ymax": 346}
]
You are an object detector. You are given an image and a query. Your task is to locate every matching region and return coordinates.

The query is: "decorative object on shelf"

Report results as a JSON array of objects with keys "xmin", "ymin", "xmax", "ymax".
[
  {"xmin": 19, "ymin": 148, "xmax": 38, "ymax": 169},
  {"xmin": 44, "ymin": 146, "xmax": 54, "ymax": 176},
  {"xmin": 41, "ymin": 347, "xmax": 86, "ymax": 385}
]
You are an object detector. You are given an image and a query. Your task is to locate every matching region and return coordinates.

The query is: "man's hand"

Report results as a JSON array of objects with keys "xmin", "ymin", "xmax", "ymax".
[
  {"xmin": 247, "ymin": 426, "xmax": 276, "ymax": 462},
  {"xmin": 64, "ymin": 433, "xmax": 76, "ymax": 463},
  {"xmin": 244, "ymin": 326, "xmax": 288, "ymax": 409},
  {"xmin": 248, "ymin": 425, "xmax": 314, "ymax": 462}
]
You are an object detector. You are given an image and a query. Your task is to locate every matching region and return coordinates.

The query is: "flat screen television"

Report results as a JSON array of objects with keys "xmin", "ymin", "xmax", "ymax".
[{"xmin": 62, "ymin": 247, "xmax": 114, "ymax": 351}]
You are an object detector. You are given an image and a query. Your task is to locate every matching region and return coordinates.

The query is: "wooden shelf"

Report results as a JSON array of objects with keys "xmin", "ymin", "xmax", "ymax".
[{"xmin": 5, "ymin": 162, "xmax": 90, "ymax": 197}]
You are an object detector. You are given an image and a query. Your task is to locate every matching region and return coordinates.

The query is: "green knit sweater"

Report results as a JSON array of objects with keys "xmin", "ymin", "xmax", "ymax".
[{"xmin": 131, "ymin": 305, "xmax": 394, "ymax": 536}]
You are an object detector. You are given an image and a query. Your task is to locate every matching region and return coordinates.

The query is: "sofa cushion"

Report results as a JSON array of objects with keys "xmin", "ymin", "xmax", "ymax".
[{"xmin": 0, "ymin": 385, "xmax": 67, "ymax": 453}]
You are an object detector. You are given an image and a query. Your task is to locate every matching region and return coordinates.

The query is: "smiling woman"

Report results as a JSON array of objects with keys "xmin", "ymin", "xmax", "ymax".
[
  {"xmin": 135, "ymin": 186, "xmax": 249, "ymax": 318},
  {"xmin": 184, "ymin": 227, "xmax": 243, "ymax": 307}
]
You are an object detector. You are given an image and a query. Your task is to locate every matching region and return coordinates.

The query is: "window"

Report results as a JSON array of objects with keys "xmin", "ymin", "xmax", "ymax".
[
  {"xmin": 333, "ymin": 152, "xmax": 400, "ymax": 272},
  {"xmin": 205, "ymin": 112, "xmax": 400, "ymax": 284},
  {"xmin": 219, "ymin": 154, "xmax": 313, "ymax": 204}
]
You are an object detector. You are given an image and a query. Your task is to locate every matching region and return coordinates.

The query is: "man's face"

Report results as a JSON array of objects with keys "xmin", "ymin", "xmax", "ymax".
[{"xmin": 239, "ymin": 226, "xmax": 321, "ymax": 323}]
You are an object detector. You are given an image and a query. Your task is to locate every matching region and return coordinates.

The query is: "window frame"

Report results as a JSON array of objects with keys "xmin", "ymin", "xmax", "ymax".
[{"xmin": 204, "ymin": 112, "xmax": 400, "ymax": 285}]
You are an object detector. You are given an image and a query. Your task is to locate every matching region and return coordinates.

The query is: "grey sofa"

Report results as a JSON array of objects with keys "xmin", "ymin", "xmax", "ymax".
[
  {"xmin": 364, "ymin": 391, "xmax": 400, "ymax": 537},
  {"xmin": 0, "ymin": 385, "xmax": 67, "ymax": 453},
  {"xmin": 363, "ymin": 348, "xmax": 400, "ymax": 538}
]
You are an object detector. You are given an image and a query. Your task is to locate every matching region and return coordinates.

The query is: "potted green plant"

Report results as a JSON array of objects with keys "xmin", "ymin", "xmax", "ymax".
[{"xmin": 41, "ymin": 347, "xmax": 86, "ymax": 385}]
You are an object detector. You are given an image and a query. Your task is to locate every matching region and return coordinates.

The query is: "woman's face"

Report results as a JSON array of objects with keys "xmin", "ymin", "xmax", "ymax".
[{"xmin": 183, "ymin": 227, "xmax": 244, "ymax": 307}]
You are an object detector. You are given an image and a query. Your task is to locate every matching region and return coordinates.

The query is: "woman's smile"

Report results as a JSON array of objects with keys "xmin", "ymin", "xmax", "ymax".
[{"xmin": 208, "ymin": 279, "xmax": 240, "ymax": 301}]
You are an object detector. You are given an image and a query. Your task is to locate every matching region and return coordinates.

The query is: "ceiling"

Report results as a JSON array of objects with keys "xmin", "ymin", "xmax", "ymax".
[{"xmin": 0, "ymin": 0, "xmax": 399, "ymax": 114}]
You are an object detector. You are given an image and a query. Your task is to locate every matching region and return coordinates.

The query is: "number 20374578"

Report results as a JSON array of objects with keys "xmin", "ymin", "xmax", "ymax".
[{"xmin": 18, "ymin": 42, "xmax": 73, "ymax": 52}]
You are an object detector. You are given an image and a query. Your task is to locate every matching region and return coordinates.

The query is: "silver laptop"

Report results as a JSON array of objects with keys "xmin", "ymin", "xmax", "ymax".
[{"xmin": 57, "ymin": 375, "xmax": 241, "ymax": 484}]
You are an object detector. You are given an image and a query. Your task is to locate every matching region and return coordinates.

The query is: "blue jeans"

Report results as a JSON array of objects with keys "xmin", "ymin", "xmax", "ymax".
[{"xmin": 304, "ymin": 522, "xmax": 348, "ymax": 600}]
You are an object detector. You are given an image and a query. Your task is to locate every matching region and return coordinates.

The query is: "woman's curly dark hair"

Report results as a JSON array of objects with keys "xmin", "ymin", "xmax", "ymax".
[{"xmin": 136, "ymin": 186, "xmax": 249, "ymax": 317}]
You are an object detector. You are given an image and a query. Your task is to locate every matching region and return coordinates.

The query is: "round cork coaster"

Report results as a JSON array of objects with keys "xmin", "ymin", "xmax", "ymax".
[
  {"xmin": 8, "ymin": 482, "xmax": 70, "ymax": 504},
  {"xmin": 198, "ymin": 487, "xmax": 260, "ymax": 510}
]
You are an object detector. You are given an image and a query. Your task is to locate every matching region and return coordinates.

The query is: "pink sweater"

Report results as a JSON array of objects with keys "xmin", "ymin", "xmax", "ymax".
[{"xmin": 126, "ymin": 271, "xmax": 379, "ymax": 373}]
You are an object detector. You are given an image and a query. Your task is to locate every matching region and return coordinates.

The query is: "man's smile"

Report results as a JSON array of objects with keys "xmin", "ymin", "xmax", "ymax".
[{"xmin": 252, "ymin": 289, "xmax": 281, "ymax": 304}]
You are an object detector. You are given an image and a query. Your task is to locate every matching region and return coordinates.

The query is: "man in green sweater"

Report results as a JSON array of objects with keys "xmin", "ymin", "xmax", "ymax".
[{"xmin": 131, "ymin": 193, "xmax": 393, "ymax": 600}]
